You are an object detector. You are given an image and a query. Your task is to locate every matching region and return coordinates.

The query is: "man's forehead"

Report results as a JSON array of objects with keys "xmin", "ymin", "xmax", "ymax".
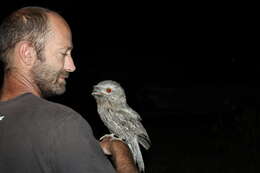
[
  {"xmin": 47, "ymin": 12, "xmax": 71, "ymax": 36},
  {"xmin": 46, "ymin": 13, "xmax": 73, "ymax": 49}
]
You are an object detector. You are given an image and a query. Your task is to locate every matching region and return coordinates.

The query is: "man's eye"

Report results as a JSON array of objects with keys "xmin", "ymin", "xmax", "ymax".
[{"xmin": 61, "ymin": 53, "xmax": 68, "ymax": 57}]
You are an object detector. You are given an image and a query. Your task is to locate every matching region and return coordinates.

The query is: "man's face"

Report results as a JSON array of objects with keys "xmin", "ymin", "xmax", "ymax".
[{"xmin": 31, "ymin": 13, "xmax": 76, "ymax": 97}]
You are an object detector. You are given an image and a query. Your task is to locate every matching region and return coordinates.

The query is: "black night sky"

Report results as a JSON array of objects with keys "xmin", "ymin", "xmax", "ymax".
[{"xmin": 0, "ymin": 2, "xmax": 257, "ymax": 172}]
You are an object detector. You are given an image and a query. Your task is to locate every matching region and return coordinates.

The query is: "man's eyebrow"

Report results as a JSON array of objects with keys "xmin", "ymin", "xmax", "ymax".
[{"xmin": 60, "ymin": 46, "xmax": 73, "ymax": 52}]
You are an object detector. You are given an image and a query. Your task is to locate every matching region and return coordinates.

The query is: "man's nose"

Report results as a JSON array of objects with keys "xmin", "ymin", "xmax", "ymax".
[{"xmin": 64, "ymin": 56, "xmax": 76, "ymax": 72}]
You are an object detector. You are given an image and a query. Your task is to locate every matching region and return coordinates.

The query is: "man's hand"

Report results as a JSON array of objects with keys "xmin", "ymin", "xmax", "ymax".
[
  {"xmin": 99, "ymin": 135, "xmax": 117, "ymax": 155},
  {"xmin": 100, "ymin": 136, "xmax": 139, "ymax": 173}
]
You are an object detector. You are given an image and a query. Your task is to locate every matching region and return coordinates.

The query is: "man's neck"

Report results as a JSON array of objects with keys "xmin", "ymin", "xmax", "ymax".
[{"xmin": 0, "ymin": 69, "xmax": 41, "ymax": 101}]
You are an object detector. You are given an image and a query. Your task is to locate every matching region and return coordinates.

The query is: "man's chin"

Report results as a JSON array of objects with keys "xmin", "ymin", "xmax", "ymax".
[{"xmin": 41, "ymin": 85, "xmax": 66, "ymax": 98}]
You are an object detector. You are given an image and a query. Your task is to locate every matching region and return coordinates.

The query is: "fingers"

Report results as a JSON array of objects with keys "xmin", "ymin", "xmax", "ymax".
[{"xmin": 99, "ymin": 135, "xmax": 127, "ymax": 155}]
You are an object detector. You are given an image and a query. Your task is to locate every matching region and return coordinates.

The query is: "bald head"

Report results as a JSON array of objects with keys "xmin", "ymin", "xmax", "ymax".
[{"xmin": 0, "ymin": 7, "xmax": 66, "ymax": 70}]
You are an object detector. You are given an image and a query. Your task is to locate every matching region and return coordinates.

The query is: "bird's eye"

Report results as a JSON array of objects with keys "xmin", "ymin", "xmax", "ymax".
[{"xmin": 106, "ymin": 88, "xmax": 112, "ymax": 93}]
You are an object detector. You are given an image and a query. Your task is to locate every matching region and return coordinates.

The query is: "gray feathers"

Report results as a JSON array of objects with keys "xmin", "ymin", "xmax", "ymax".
[{"xmin": 92, "ymin": 80, "xmax": 151, "ymax": 172}]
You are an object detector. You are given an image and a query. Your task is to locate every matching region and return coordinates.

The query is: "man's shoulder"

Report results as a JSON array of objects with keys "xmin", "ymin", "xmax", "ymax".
[
  {"xmin": 0, "ymin": 93, "xmax": 89, "ymax": 129},
  {"xmin": 34, "ymin": 95, "xmax": 83, "ymax": 122},
  {"xmin": 12, "ymin": 93, "xmax": 86, "ymax": 126}
]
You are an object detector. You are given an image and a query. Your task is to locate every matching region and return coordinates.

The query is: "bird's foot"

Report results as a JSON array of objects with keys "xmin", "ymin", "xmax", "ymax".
[
  {"xmin": 100, "ymin": 134, "xmax": 115, "ymax": 141},
  {"xmin": 99, "ymin": 134, "xmax": 124, "ymax": 142}
]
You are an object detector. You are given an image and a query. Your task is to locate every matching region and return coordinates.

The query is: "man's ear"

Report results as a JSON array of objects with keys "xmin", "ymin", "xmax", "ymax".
[{"xmin": 16, "ymin": 41, "xmax": 37, "ymax": 67}]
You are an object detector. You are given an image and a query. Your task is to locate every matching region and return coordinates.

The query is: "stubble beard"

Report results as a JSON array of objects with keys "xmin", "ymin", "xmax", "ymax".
[{"xmin": 31, "ymin": 58, "xmax": 68, "ymax": 98}]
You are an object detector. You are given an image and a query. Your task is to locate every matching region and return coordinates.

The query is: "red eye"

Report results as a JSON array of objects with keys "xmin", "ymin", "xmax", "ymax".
[{"xmin": 106, "ymin": 88, "xmax": 112, "ymax": 93}]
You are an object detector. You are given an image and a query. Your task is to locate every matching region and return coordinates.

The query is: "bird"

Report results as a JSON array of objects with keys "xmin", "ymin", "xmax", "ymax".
[{"xmin": 92, "ymin": 80, "xmax": 151, "ymax": 172}]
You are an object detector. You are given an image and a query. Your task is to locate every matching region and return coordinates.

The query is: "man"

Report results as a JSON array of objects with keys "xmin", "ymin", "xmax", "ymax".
[{"xmin": 0, "ymin": 7, "xmax": 138, "ymax": 173}]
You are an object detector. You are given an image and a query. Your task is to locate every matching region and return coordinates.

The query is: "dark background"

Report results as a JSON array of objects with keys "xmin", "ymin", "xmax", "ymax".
[{"xmin": 1, "ymin": 2, "xmax": 257, "ymax": 172}]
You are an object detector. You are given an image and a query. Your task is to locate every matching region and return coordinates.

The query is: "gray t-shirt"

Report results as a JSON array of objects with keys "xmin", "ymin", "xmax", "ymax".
[{"xmin": 0, "ymin": 93, "xmax": 116, "ymax": 173}]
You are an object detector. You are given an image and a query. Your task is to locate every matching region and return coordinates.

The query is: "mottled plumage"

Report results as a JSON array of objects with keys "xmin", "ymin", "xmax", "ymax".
[{"xmin": 92, "ymin": 80, "xmax": 151, "ymax": 172}]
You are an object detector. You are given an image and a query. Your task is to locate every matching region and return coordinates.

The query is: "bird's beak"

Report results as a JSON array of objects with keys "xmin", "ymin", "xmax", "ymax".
[
  {"xmin": 91, "ymin": 91, "xmax": 100, "ymax": 96},
  {"xmin": 92, "ymin": 86, "xmax": 102, "ymax": 96}
]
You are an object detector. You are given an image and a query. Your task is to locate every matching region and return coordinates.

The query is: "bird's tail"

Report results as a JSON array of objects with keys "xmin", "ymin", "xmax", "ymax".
[
  {"xmin": 129, "ymin": 138, "xmax": 145, "ymax": 172},
  {"xmin": 138, "ymin": 133, "xmax": 151, "ymax": 150}
]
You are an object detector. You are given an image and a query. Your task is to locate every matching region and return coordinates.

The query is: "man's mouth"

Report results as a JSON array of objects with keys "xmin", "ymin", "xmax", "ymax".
[{"xmin": 59, "ymin": 72, "xmax": 69, "ymax": 81}]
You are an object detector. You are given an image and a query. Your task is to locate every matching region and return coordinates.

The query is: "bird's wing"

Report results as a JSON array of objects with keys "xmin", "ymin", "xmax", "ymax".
[
  {"xmin": 119, "ymin": 105, "xmax": 142, "ymax": 120},
  {"xmin": 114, "ymin": 109, "xmax": 151, "ymax": 149}
]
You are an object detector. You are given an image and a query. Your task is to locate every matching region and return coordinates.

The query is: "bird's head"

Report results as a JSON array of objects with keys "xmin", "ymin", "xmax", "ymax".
[{"xmin": 92, "ymin": 80, "xmax": 126, "ymax": 101}]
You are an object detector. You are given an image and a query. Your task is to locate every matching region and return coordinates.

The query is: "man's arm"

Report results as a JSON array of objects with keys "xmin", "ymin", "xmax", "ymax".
[
  {"xmin": 51, "ymin": 114, "xmax": 118, "ymax": 173},
  {"xmin": 100, "ymin": 137, "xmax": 139, "ymax": 173}
]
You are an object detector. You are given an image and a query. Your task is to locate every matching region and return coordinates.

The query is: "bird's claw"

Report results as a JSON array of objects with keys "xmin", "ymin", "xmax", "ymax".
[
  {"xmin": 99, "ymin": 134, "xmax": 124, "ymax": 142},
  {"xmin": 99, "ymin": 134, "xmax": 115, "ymax": 141}
]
